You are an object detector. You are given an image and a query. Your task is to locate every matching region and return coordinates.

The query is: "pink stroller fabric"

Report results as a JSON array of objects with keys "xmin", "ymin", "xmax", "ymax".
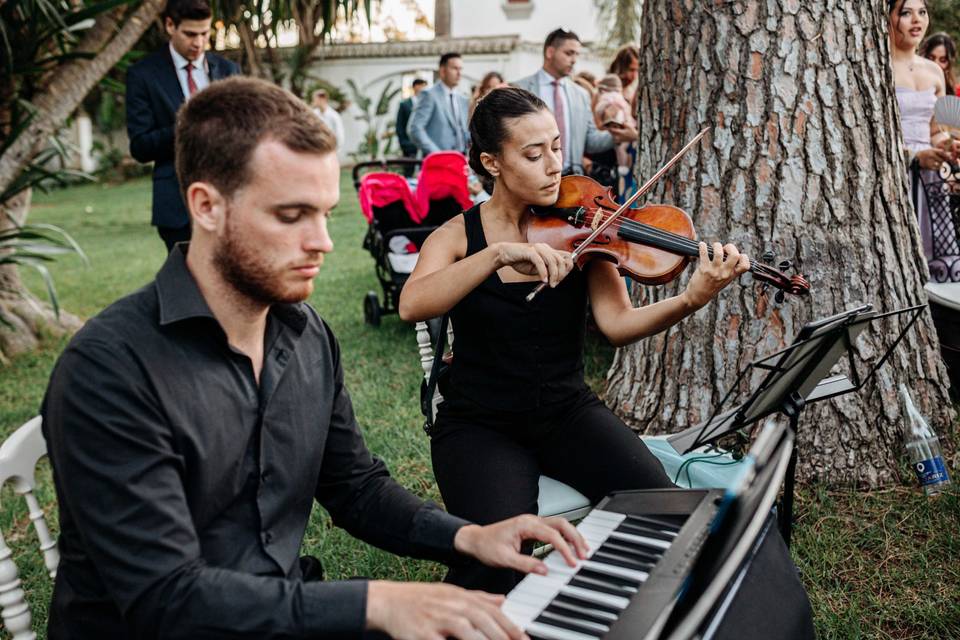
[
  {"xmin": 415, "ymin": 151, "xmax": 472, "ymax": 219},
  {"xmin": 358, "ymin": 172, "xmax": 422, "ymax": 224}
]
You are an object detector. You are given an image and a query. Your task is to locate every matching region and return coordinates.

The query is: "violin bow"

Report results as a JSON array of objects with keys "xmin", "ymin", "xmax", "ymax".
[{"xmin": 526, "ymin": 126, "xmax": 712, "ymax": 302}]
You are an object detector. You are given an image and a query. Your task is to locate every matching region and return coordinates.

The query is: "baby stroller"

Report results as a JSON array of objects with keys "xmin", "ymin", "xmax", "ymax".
[
  {"xmin": 353, "ymin": 152, "xmax": 472, "ymax": 326},
  {"xmin": 416, "ymin": 151, "xmax": 473, "ymax": 226}
]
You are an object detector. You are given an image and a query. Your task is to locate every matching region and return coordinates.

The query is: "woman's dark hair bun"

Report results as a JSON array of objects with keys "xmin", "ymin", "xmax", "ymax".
[{"xmin": 468, "ymin": 86, "xmax": 548, "ymax": 180}]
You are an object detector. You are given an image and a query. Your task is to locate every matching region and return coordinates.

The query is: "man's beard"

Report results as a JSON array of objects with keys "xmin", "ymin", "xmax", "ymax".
[{"xmin": 213, "ymin": 218, "xmax": 310, "ymax": 306}]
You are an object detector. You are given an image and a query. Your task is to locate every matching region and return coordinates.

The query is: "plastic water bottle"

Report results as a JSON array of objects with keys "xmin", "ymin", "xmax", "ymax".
[{"xmin": 899, "ymin": 384, "xmax": 951, "ymax": 495}]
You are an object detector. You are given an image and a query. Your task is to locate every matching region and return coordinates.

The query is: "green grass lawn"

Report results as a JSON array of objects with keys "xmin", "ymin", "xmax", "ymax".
[{"xmin": 1, "ymin": 172, "xmax": 958, "ymax": 638}]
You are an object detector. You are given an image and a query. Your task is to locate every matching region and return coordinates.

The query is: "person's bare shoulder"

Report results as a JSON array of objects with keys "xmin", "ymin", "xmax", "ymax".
[
  {"xmin": 425, "ymin": 213, "xmax": 468, "ymax": 259},
  {"xmin": 919, "ymin": 56, "xmax": 947, "ymax": 93}
]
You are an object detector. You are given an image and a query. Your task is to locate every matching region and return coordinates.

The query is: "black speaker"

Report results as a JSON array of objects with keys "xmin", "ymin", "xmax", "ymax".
[{"xmin": 706, "ymin": 517, "xmax": 815, "ymax": 640}]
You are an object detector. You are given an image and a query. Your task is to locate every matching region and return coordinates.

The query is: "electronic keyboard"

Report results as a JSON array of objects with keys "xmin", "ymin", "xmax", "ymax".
[{"xmin": 502, "ymin": 488, "xmax": 724, "ymax": 640}]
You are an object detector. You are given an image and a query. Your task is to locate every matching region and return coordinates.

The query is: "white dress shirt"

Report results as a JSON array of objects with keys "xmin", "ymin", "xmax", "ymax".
[
  {"xmin": 313, "ymin": 106, "xmax": 345, "ymax": 150},
  {"xmin": 535, "ymin": 68, "xmax": 573, "ymax": 170},
  {"xmin": 169, "ymin": 44, "xmax": 210, "ymax": 99}
]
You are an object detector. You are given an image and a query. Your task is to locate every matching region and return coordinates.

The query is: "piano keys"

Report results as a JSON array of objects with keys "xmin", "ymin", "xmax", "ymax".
[
  {"xmin": 503, "ymin": 489, "xmax": 723, "ymax": 640},
  {"xmin": 502, "ymin": 420, "xmax": 815, "ymax": 640}
]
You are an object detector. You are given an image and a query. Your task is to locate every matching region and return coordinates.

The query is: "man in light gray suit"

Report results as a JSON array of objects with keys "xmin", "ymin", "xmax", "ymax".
[
  {"xmin": 408, "ymin": 52, "xmax": 470, "ymax": 155},
  {"xmin": 513, "ymin": 29, "xmax": 637, "ymax": 175}
]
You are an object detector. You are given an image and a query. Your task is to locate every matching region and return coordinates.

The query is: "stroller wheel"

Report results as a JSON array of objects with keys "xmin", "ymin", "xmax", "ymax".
[{"xmin": 363, "ymin": 291, "xmax": 382, "ymax": 327}]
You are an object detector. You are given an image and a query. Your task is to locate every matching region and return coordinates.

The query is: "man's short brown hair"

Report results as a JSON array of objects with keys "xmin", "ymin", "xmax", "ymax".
[
  {"xmin": 176, "ymin": 76, "xmax": 337, "ymax": 202},
  {"xmin": 163, "ymin": 0, "xmax": 212, "ymax": 25},
  {"xmin": 543, "ymin": 28, "xmax": 580, "ymax": 54}
]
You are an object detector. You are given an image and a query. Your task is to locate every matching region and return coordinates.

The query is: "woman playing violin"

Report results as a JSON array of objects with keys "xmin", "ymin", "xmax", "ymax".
[{"xmin": 398, "ymin": 87, "xmax": 750, "ymax": 593}]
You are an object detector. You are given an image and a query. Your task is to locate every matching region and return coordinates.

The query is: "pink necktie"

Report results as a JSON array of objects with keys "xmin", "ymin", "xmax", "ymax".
[
  {"xmin": 552, "ymin": 80, "xmax": 566, "ymax": 165},
  {"xmin": 185, "ymin": 63, "xmax": 198, "ymax": 97}
]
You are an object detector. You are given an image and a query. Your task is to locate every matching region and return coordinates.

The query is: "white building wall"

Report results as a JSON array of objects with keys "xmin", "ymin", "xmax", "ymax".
[{"xmin": 449, "ymin": 0, "xmax": 600, "ymax": 44}]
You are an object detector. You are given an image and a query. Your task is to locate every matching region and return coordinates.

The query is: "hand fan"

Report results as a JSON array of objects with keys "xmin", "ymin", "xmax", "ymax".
[{"xmin": 934, "ymin": 95, "xmax": 960, "ymax": 128}]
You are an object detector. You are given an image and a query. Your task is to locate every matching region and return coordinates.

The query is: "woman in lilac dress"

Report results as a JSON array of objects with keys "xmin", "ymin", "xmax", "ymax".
[{"xmin": 889, "ymin": 0, "xmax": 960, "ymax": 281}]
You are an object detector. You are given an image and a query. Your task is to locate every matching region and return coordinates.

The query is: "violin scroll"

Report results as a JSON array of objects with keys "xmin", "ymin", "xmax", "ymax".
[{"xmin": 758, "ymin": 251, "xmax": 811, "ymax": 303}]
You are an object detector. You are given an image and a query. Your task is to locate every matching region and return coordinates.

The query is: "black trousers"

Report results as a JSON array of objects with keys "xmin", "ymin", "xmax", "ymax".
[
  {"xmin": 157, "ymin": 224, "xmax": 191, "ymax": 253},
  {"xmin": 431, "ymin": 388, "xmax": 674, "ymax": 594}
]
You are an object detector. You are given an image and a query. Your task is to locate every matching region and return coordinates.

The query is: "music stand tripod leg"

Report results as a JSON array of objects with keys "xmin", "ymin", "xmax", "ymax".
[{"xmin": 778, "ymin": 395, "xmax": 804, "ymax": 548}]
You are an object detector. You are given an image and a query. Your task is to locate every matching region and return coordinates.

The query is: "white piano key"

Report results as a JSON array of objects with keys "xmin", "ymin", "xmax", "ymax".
[
  {"xmin": 526, "ymin": 620, "xmax": 601, "ymax": 640},
  {"xmin": 544, "ymin": 553, "xmax": 583, "ymax": 573},
  {"xmin": 560, "ymin": 585, "xmax": 630, "ymax": 610},
  {"xmin": 502, "ymin": 599, "xmax": 540, "ymax": 627},
  {"xmin": 576, "ymin": 523, "xmax": 624, "ymax": 544},
  {"xmin": 609, "ymin": 530, "xmax": 672, "ymax": 550},
  {"xmin": 581, "ymin": 559, "xmax": 649, "ymax": 583},
  {"xmin": 511, "ymin": 576, "xmax": 565, "ymax": 604},
  {"xmin": 588, "ymin": 510, "xmax": 627, "ymax": 525}
]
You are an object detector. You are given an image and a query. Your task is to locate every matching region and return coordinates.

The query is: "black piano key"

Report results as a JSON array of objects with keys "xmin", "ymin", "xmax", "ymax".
[
  {"xmin": 577, "ymin": 567, "xmax": 642, "ymax": 591},
  {"xmin": 539, "ymin": 609, "xmax": 611, "ymax": 635},
  {"xmin": 553, "ymin": 593, "xmax": 622, "ymax": 618},
  {"xmin": 569, "ymin": 575, "xmax": 634, "ymax": 597},
  {"xmin": 546, "ymin": 601, "xmax": 619, "ymax": 626},
  {"xmin": 624, "ymin": 513, "xmax": 684, "ymax": 531},
  {"xmin": 533, "ymin": 612, "xmax": 603, "ymax": 638},
  {"xmin": 617, "ymin": 521, "xmax": 678, "ymax": 541},
  {"xmin": 592, "ymin": 549, "xmax": 657, "ymax": 573},
  {"xmin": 597, "ymin": 541, "xmax": 662, "ymax": 565}
]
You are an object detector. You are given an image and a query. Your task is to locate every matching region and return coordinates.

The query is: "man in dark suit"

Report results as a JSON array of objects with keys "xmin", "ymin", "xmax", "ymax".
[
  {"xmin": 126, "ymin": 0, "xmax": 240, "ymax": 252},
  {"xmin": 396, "ymin": 78, "xmax": 427, "ymax": 160}
]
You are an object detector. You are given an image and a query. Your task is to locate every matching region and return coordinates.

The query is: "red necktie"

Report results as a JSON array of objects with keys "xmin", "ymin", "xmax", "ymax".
[
  {"xmin": 185, "ymin": 62, "xmax": 198, "ymax": 97},
  {"xmin": 552, "ymin": 80, "xmax": 566, "ymax": 166}
]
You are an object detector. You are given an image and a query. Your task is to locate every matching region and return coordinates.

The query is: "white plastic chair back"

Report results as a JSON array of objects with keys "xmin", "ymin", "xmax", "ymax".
[
  {"xmin": 415, "ymin": 321, "xmax": 591, "ymax": 521},
  {"xmin": 0, "ymin": 416, "xmax": 59, "ymax": 639}
]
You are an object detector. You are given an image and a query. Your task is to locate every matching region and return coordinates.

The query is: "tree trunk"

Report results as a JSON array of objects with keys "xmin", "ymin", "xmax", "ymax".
[
  {"xmin": 0, "ymin": 0, "xmax": 163, "ymax": 361},
  {"xmin": 606, "ymin": 0, "xmax": 956, "ymax": 487},
  {"xmin": 0, "ymin": 0, "xmax": 164, "ymax": 196},
  {"xmin": 434, "ymin": 0, "xmax": 450, "ymax": 38},
  {"xmin": 237, "ymin": 15, "xmax": 266, "ymax": 78},
  {"xmin": 0, "ymin": 190, "xmax": 81, "ymax": 364}
]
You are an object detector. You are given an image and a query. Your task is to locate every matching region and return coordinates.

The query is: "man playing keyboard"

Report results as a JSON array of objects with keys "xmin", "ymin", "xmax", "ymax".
[{"xmin": 40, "ymin": 76, "xmax": 588, "ymax": 640}]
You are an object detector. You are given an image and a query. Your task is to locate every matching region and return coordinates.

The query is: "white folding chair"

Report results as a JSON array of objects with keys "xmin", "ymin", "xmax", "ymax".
[
  {"xmin": 415, "ymin": 321, "xmax": 592, "ymax": 522},
  {"xmin": 0, "ymin": 416, "xmax": 59, "ymax": 640}
]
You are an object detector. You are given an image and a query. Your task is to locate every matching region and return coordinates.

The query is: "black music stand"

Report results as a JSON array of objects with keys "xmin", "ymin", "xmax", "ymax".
[{"xmin": 666, "ymin": 303, "xmax": 926, "ymax": 546}]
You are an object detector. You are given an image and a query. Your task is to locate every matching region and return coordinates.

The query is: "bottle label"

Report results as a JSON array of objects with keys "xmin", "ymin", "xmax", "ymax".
[{"xmin": 914, "ymin": 456, "xmax": 950, "ymax": 486}]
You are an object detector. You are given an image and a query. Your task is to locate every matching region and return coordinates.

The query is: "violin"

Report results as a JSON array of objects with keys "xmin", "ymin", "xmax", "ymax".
[{"xmin": 526, "ymin": 175, "xmax": 811, "ymax": 300}]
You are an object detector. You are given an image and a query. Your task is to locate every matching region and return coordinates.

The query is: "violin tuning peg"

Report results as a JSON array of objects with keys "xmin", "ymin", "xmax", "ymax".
[
  {"xmin": 778, "ymin": 259, "xmax": 792, "ymax": 271},
  {"xmin": 762, "ymin": 250, "xmax": 775, "ymax": 264},
  {"xmin": 775, "ymin": 290, "xmax": 786, "ymax": 304}
]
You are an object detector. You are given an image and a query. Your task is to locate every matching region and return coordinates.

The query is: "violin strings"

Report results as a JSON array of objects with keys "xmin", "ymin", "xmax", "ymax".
[{"xmin": 578, "ymin": 210, "xmax": 786, "ymax": 281}]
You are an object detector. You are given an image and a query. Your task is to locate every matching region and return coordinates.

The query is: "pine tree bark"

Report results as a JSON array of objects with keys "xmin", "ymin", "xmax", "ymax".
[{"xmin": 606, "ymin": 0, "xmax": 956, "ymax": 487}]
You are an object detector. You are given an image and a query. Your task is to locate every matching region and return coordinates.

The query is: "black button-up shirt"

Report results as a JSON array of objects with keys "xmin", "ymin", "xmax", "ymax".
[{"xmin": 41, "ymin": 246, "xmax": 469, "ymax": 639}]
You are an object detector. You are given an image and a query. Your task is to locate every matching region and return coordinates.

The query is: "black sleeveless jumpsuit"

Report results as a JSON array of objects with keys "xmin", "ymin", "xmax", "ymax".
[{"xmin": 431, "ymin": 205, "xmax": 674, "ymax": 594}]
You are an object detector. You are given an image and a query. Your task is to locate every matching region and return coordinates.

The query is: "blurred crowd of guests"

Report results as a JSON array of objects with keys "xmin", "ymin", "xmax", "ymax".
[{"xmin": 395, "ymin": 31, "xmax": 641, "ymax": 201}]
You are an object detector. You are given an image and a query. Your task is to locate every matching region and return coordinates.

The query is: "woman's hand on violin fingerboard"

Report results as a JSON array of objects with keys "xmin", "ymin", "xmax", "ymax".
[
  {"xmin": 683, "ymin": 242, "xmax": 751, "ymax": 309},
  {"xmin": 494, "ymin": 242, "xmax": 575, "ymax": 288}
]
